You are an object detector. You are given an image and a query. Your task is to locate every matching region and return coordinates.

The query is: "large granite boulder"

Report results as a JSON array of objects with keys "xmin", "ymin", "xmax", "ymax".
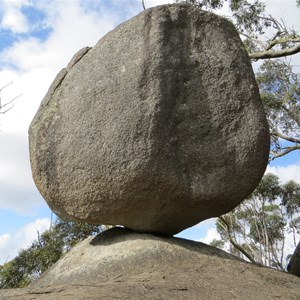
[
  {"xmin": 4, "ymin": 228, "xmax": 295, "ymax": 300},
  {"xmin": 29, "ymin": 4, "xmax": 270, "ymax": 235}
]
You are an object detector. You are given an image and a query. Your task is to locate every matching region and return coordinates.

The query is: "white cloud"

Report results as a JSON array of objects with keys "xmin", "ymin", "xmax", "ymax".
[
  {"xmin": 144, "ymin": 0, "xmax": 174, "ymax": 8},
  {"xmin": 0, "ymin": 234, "xmax": 10, "ymax": 250},
  {"xmin": 0, "ymin": 0, "xmax": 133, "ymax": 135},
  {"xmin": 0, "ymin": 0, "xmax": 134, "ymax": 218},
  {"xmin": 1, "ymin": 9, "xmax": 29, "ymax": 33},
  {"xmin": 0, "ymin": 1, "xmax": 118, "ymax": 72},
  {"xmin": 198, "ymin": 227, "xmax": 221, "ymax": 245},
  {"xmin": 0, "ymin": 0, "xmax": 137, "ymax": 224},
  {"xmin": 0, "ymin": 218, "xmax": 51, "ymax": 264},
  {"xmin": 0, "ymin": 0, "xmax": 31, "ymax": 33},
  {"xmin": 194, "ymin": 213, "xmax": 221, "ymax": 246},
  {"xmin": 266, "ymin": 164, "xmax": 300, "ymax": 184},
  {"xmin": 0, "ymin": 133, "xmax": 46, "ymax": 215},
  {"xmin": 194, "ymin": 218, "xmax": 217, "ymax": 230}
]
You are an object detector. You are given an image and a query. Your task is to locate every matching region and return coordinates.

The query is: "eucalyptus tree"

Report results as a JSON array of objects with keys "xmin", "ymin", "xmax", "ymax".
[
  {"xmin": 212, "ymin": 174, "xmax": 300, "ymax": 270},
  {"xmin": 0, "ymin": 220, "xmax": 104, "ymax": 289}
]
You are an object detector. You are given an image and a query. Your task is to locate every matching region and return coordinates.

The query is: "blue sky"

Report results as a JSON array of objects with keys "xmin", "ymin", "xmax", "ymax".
[{"xmin": 0, "ymin": 0, "xmax": 299, "ymax": 264}]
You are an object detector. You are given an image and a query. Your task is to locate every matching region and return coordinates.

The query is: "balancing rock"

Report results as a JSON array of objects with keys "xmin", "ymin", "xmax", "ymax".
[{"xmin": 29, "ymin": 4, "xmax": 270, "ymax": 235}]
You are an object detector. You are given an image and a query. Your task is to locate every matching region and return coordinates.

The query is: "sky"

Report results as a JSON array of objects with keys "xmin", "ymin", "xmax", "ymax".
[{"xmin": 0, "ymin": 0, "xmax": 299, "ymax": 265}]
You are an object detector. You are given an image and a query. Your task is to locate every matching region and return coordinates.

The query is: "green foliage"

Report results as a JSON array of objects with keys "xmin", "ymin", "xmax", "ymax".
[
  {"xmin": 0, "ymin": 219, "xmax": 104, "ymax": 289},
  {"xmin": 176, "ymin": 0, "xmax": 299, "ymax": 53},
  {"xmin": 256, "ymin": 59, "xmax": 300, "ymax": 160},
  {"xmin": 175, "ymin": 0, "xmax": 224, "ymax": 9},
  {"xmin": 211, "ymin": 174, "xmax": 300, "ymax": 270},
  {"xmin": 282, "ymin": 180, "xmax": 300, "ymax": 215},
  {"xmin": 0, "ymin": 261, "xmax": 31, "ymax": 289},
  {"xmin": 176, "ymin": 0, "xmax": 267, "ymax": 34},
  {"xmin": 230, "ymin": 0, "xmax": 266, "ymax": 34},
  {"xmin": 257, "ymin": 60, "xmax": 300, "ymax": 128},
  {"xmin": 252, "ymin": 173, "xmax": 282, "ymax": 202},
  {"xmin": 210, "ymin": 238, "xmax": 225, "ymax": 249}
]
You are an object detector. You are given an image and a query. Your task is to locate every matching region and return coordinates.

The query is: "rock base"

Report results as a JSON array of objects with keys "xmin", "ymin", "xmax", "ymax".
[{"xmin": 1, "ymin": 228, "xmax": 299, "ymax": 299}]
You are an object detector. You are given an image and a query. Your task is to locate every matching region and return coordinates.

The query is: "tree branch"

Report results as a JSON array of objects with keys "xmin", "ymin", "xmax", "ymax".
[
  {"xmin": 218, "ymin": 217, "xmax": 259, "ymax": 265},
  {"xmin": 266, "ymin": 37, "xmax": 300, "ymax": 51},
  {"xmin": 249, "ymin": 43, "xmax": 300, "ymax": 60},
  {"xmin": 258, "ymin": 15, "xmax": 287, "ymax": 39},
  {"xmin": 271, "ymin": 131, "xmax": 300, "ymax": 144},
  {"xmin": 280, "ymin": 105, "xmax": 300, "ymax": 128},
  {"xmin": 270, "ymin": 145, "xmax": 300, "ymax": 160},
  {"xmin": 0, "ymin": 82, "xmax": 22, "ymax": 114},
  {"xmin": 142, "ymin": 0, "xmax": 146, "ymax": 10},
  {"xmin": 0, "ymin": 94, "xmax": 22, "ymax": 114},
  {"xmin": 0, "ymin": 105, "xmax": 14, "ymax": 114},
  {"xmin": 0, "ymin": 82, "xmax": 13, "ymax": 92},
  {"xmin": 239, "ymin": 31, "xmax": 265, "ymax": 50}
]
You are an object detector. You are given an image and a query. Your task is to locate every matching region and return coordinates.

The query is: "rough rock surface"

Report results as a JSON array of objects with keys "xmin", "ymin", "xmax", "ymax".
[
  {"xmin": 31, "ymin": 227, "xmax": 241, "ymax": 287},
  {"xmin": 1, "ymin": 228, "xmax": 300, "ymax": 300},
  {"xmin": 29, "ymin": 4, "xmax": 270, "ymax": 235},
  {"xmin": 288, "ymin": 241, "xmax": 300, "ymax": 277}
]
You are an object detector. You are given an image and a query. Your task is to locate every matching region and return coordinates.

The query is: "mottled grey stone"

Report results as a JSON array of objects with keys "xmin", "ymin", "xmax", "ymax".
[
  {"xmin": 18, "ymin": 228, "xmax": 299, "ymax": 300},
  {"xmin": 31, "ymin": 227, "xmax": 239, "ymax": 288},
  {"xmin": 29, "ymin": 4, "xmax": 269, "ymax": 235},
  {"xmin": 288, "ymin": 241, "xmax": 300, "ymax": 277}
]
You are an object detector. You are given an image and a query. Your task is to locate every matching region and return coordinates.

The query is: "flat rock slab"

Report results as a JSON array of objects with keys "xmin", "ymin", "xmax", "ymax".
[
  {"xmin": 29, "ymin": 4, "xmax": 270, "ymax": 235},
  {"xmin": 2, "ymin": 228, "xmax": 300, "ymax": 300}
]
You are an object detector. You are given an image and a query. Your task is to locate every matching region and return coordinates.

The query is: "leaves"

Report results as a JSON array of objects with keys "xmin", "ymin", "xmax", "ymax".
[
  {"xmin": 252, "ymin": 173, "xmax": 282, "ymax": 202},
  {"xmin": 282, "ymin": 181, "xmax": 300, "ymax": 215},
  {"xmin": 230, "ymin": 0, "xmax": 266, "ymax": 34},
  {"xmin": 256, "ymin": 59, "xmax": 300, "ymax": 160},
  {"xmin": 0, "ymin": 219, "xmax": 104, "ymax": 289},
  {"xmin": 213, "ymin": 174, "xmax": 300, "ymax": 270},
  {"xmin": 175, "ymin": 0, "xmax": 224, "ymax": 9}
]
